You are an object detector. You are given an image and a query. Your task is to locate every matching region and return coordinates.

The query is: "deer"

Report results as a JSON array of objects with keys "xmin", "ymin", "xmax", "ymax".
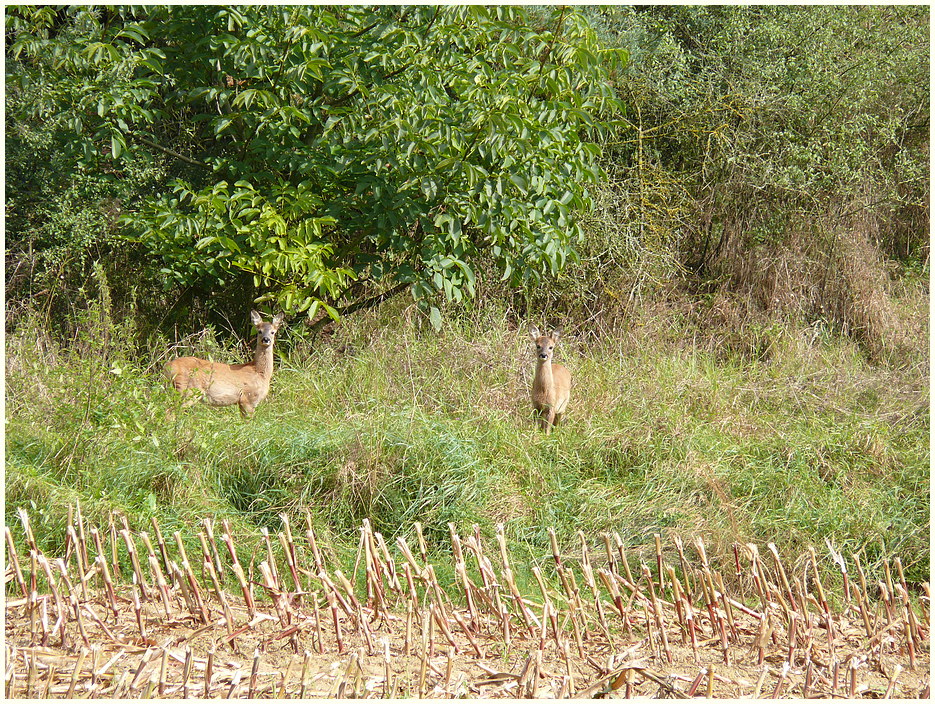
[
  {"xmin": 529, "ymin": 326, "xmax": 572, "ymax": 434},
  {"xmin": 164, "ymin": 310, "xmax": 284, "ymax": 418}
]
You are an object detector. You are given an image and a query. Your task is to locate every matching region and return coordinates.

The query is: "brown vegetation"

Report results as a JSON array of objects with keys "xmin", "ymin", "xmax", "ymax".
[{"xmin": 5, "ymin": 507, "xmax": 929, "ymax": 698}]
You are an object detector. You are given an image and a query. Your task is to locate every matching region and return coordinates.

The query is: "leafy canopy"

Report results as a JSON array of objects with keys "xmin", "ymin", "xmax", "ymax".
[{"xmin": 7, "ymin": 5, "xmax": 625, "ymax": 326}]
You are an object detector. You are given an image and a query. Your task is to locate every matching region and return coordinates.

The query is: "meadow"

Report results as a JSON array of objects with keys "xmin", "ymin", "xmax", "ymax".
[{"xmin": 6, "ymin": 301, "xmax": 929, "ymax": 595}]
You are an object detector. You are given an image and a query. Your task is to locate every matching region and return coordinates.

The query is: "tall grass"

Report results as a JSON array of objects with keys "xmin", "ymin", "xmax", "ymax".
[{"xmin": 5, "ymin": 299, "xmax": 930, "ymax": 598}]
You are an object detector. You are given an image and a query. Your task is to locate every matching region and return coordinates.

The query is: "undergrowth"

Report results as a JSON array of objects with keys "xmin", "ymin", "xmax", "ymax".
[{"xmin": 4, "ymin": 300, "xmax": 930, "ymax": 602}]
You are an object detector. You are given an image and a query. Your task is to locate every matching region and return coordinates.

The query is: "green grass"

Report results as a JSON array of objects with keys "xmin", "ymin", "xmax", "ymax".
[{"xmin": 4, "ymin": 305, "xmax": 930, "ymax": 598}]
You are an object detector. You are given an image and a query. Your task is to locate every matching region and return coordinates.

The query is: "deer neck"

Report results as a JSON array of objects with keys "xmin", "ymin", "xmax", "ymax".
[
  {"xmin": 252, "ymin": 343, "xmax": 275, "ymax": 378},
  {"xmin": 535, "ymin": 359, "xmax": 554, "ymax": 390}
]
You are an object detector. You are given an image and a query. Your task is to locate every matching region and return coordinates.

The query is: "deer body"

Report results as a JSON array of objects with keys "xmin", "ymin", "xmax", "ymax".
[
  {"xmin": 529, "ymin": 327, "xmax": 571, "ymax": 433},
  {"xmin": 165, "ymin": 311, "xmax": 284, "ymax": 418}
]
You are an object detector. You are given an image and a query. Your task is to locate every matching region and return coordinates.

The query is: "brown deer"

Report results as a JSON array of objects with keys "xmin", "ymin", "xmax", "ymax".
[
  {"xmin": 165, "ymin": 310, "xmax": 284, "ymax": 418},
  {"xmin": 529, "ymin": 326, "xmax": 571, "ymax": 433}
]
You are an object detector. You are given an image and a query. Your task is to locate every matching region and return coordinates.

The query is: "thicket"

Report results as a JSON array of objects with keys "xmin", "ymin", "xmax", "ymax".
[
  {"xmin": 533, "ymin": 6, "xmax": 928, "ymax": 366},
  {"xmin": 5, "ymin": 6, "xmax": 930, "ymax": 593}
]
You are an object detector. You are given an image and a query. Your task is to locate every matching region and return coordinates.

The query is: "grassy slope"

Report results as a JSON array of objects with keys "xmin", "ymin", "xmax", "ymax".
[{"xmin": 4, "ymin": 305, "xmax": 930, "ymax": 597}]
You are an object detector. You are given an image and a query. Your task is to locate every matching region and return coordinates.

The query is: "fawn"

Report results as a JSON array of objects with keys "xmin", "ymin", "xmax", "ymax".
[
  {"xmin": 529, "ymin": 326, "xmax": 571, "ymax": 433},
  {"xmin": 165, "ymin": 310, "xmax": 284, "ymax": 418}
]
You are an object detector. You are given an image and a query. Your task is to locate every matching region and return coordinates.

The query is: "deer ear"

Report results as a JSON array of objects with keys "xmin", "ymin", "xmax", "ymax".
[
  {"xmin": 272, "ymin": 313, "xmax": 285, "ymax": 329},
  {"xmin": 250, "ymin": 310, "xmax": 263, "ymax": 327},
  {"xmin": 529, "ymin": 326, "xmax": 541, "ymax": 341},
  {"xmin": 550, "ymin": 328, "xmax": 562, "ymax": 342}
]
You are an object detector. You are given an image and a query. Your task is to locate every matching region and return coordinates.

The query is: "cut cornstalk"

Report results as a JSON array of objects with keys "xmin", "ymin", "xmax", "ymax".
[
  {"xmin": 132, "ymin": 584, "xmax": 147, "ymax": 640},
  {"xmin": 847, "ymin": 657, "xmax": 858, "ymax": 698},
  {"xmin": 108, "ymin": 512, "xmax": 120, "ymax": 581},
  {"xmin": 5, "ymin": 526, "xmax": 28, "ymax": 598},
  {"xmin": 66, "ymin": 648, "xmax": 87, "ymax": 699},
  {"xmin": 326, "ymin": 589, "xmax": 345, "ymax": 653},
  {"xmin": 559, "ymin": 566, "xmax": 587, "ymax": 655},
  {"xmin": 149, "ymin": 517, "xmax": 171, "ymax": 578},
  {"xmin": 883, "ymin": 664, "xmax": 902, "ymax": 699},
  {"xmin": 279, "ymin": 513, "xmax": 304, "ymax": 599},
  {"xmin": 222, "ymin": 532, "xmax": 255, "ymax": 618},
  {"xmin": 178, "ymin": 548, "xmax": 209, "ymax": 623},
  {"xmin": 453, "ymin": 609, "xmax": 484, "ymax": 657},
  {"xmin": 694, "ymin": 535, "xmax": 710, "ymax": 570},
  {"xmin": 598, "ymin": 568, "xmax": 629, "ymax": 634},
  {"xmin": 752, "ymin": 665, "xmax": 769, "ymax": 699},
  {"xmin": 203, "ymin": 517, "xmax": 225, "ymax": 580},
  {"xmin": 312, "ymin": 591, "xmax": 324, "ymax": 653},
  {"xmin": 414, "ymin": 522, "xmax": 428, "ymax": 564},
  {"xmin": 395, "ymin": 536, "xmax": 424, "ymax": 580},
  {"xmin": 895, "ymin": 585, "xmax": 917, "ymax": 669},
  {"xmin": 259, "ymin": 560, "xmax": 290, "ymax": 629},
  {"xmin": 204, "ymin": 559, "xmax": 234, "ymax": 633},
  {"xmin": 66, "ymin": 525, "xmax": 89, "ymax": 601},
  {"xmin": 674, "ymin": 535, "xmax": 695, "ymax": 598},
  {"xmin": 895, "ymin": 581, "xmax": 922, "ymax": 652},
  {"xmin": 298, "ymin": 650, "xmax": 310, "ymax": 699},
  {"xmin": 772, "ymin": 661, "xmax": 790, "ymax": 698},
  {"xmin": 668, "ymin": 567, "xmax": 687, "ymax": 644},
  {"xmin": 171, "ymin": 560, "xmax": 200, "ymax": 620},
  {"xmin": 879, "ymin": 580, "xmax": 896, "ymax": 625},
  {"xmin": 643, "ymin": 565, "xmax": 672, "ymax": 663},
  {"xmin": 654, "ymin": 533, "xmax": 665, "ymax": 593},
  {"xmin": 614, "ymin": 532, "xmax": 635, "ymax": 585},
  {"xmin": 205, "ymin": 647, "xmax": 215, "ymax": 698},
  {"xmin": 684, "ymin": 596, "xmax": 700, "ymax": 662},
  {"xmin": 431, "ymin": 602, "xmax": 460, "ymax": 653},
  {"xmin": 714, "ymin": 572, "xmax": 739, "ymax": 642},
  {"xmin": 747, "ymin": 544, "xmax": 768, "ymax": 611},
  {"xmin": 304, "ymin": 513, "xmax": 325, "ymax": 574},
  {"xmin": 181, "ymin": 646, "xmax": 193, "ymax": 698},
  {"xmin": 450, "ymin": 525, "xmax": 477, "ymax": 623},
  {"xmin": 602, "ymin": 533, "xmax": 616, "ymax": 574},
  {"xmin": 119, "ymin": 529, "xmax": 149, "ymax": 600},
  {"xmin": 548, "ymin": 527, "xmax": 562, "ymax": 566},
  {"xmin": 375, "ymin": 531, "xmax": 402, "ymax": 596},
  {"xmin": 278, "ymin": 657, "xmax": 294, "ymax": 698},
  {"xmin": 248, "ymin": 649, "xmax": 260, "ymax": 698},
  {"xmin": 146, "ymin": 552, "xmax": 173, "ymax": 619},
  {"xmin": 35, "ymin": 553, "xmax": 66, "ymax": 646},
  {"xmin": 768, "ymin": 542, "xmax": 796, "ymax": 611},
  {"xmin": 94, "ymin": 554, "xmax": 120, "ymax": 619}
]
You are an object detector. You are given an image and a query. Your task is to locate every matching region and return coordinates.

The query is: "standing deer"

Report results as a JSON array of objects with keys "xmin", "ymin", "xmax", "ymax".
[
  {"xmin": 529, "ymin": 326, "xmax": 571, "ymax": 433},
  {"xmin": 165, "ymin": 310, "xmax": 284, "ymax": 418}
]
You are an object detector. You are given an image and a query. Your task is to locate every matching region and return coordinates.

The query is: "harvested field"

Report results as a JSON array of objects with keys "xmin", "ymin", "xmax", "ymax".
[{"xmin": 4, "ymin": 507, "xmax": 929, "ymax": 698}]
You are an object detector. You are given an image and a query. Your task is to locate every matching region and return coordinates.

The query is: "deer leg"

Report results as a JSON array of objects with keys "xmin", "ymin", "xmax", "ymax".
[
  {"xmin": 238, "ymin": 391, "xmax": 257, "ymax": 419},
  {"xmin": 542, "ymin": 408, "xmax": 556, "ymax": 434}
]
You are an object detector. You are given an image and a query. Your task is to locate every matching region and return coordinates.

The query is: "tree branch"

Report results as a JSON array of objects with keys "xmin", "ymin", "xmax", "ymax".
[
  {"xmin": 133, "ymin": 134, "xmax": 210, "ymax": 169},
  {"xmin": 308, "ymin": 281, "xmax": 410, "ymax": 333}
]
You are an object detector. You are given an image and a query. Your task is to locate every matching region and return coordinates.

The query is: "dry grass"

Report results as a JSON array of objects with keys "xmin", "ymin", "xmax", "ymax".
[{"xmin": 703, "ymin": 212, "xmax": 923, "ymax": 365}]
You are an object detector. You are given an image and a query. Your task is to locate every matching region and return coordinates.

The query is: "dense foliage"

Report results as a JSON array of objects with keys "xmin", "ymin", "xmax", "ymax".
[
  {"xmin": 7, "ymin": 5, "xmax": 623, "ymax": 330},
  {"xmin": 6, "ymin": 6, "xmax": 927, "ymax": 348}
]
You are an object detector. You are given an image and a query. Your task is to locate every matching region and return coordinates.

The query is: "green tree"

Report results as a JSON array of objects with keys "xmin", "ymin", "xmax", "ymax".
[{"xmin": 7, "ymin": 5, "xmax": 624, "ymax": 329}]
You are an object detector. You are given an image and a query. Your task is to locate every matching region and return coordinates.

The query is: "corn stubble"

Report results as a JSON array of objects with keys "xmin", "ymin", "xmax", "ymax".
[{"xmin": 4, "ymin": 506, "xmax": 929, "ymax": 698}]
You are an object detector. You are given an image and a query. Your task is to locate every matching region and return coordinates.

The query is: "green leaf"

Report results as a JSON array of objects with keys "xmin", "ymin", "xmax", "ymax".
[{"xmin": 429, "ymin": 306, "xmax": 442, "ymax": 331}]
